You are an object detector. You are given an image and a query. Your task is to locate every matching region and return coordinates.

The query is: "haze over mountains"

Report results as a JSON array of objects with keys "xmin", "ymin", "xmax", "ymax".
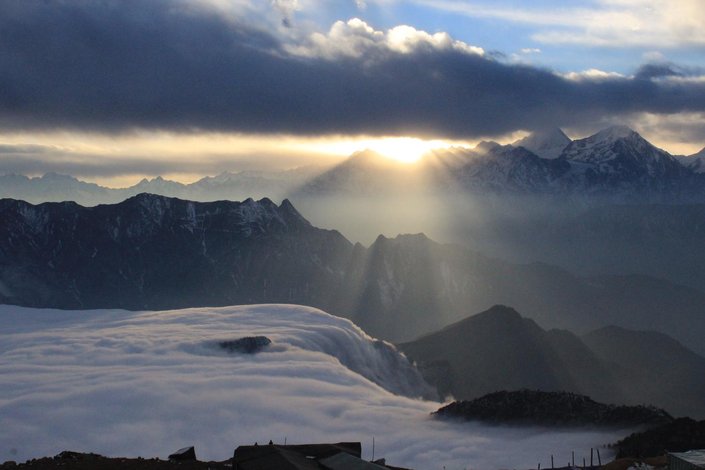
[
  {"xmin": 399, "ymin": 305, "xmax": 705, "ymax": 419},
  {"xmin": 0, "ymin": 166, "xmax": 324, "ymax": 206},
  {"xmin": 10, "ymin": 126, "xmax": 705, "ymax": 295},
  {"xmin": 4, "ymin": 126, "xmax": 705, "ymax": 205},
  {"xmin": 3, "ymin": 194, "xmax": 705, "ymax": 360}
]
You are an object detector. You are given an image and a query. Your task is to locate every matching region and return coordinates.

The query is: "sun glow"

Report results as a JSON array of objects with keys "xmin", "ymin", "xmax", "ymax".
[
  {"xmin": 314, "ymin": 136, "xmax": 471, "ymax": 164},
  {"xmin": 365, "ymin": 137, "xmax": 450, "ymax": 163}
]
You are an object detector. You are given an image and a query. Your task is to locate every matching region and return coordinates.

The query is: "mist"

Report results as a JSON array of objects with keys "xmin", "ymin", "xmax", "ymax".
[{"xmin": 0, "ymin": 304, "xmax": 629, "ymax": 469}]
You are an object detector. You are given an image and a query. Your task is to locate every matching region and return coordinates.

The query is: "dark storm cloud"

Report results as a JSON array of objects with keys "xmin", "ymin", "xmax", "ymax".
[
  {"xmin": 634, "ymin": 63, "xmax": 682, "ymax": 80},
  {"xmin": 1, "ymin": 1, "xmax": 705, "ymax": 139}
]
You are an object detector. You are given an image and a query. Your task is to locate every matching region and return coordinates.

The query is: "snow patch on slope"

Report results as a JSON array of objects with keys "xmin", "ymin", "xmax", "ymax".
[{"xmin": 514, "ymin": 128, "xmax": 571, "ymax": 160}]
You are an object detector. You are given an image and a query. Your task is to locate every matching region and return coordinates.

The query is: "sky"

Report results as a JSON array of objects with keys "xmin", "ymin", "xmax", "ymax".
[
  {"xmin": 1, "ymin": 0, "xmax": 705, "ymax": 185},
  {"xmin": 0, "ymin": 303, "xmax": 630, "ymax": 469}
]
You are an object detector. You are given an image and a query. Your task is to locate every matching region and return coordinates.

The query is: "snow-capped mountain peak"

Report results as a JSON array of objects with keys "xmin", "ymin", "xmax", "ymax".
[
  {"xmin": 562, "ymin": 126, "xmax": 662, "ymax": 165},
  {"xmin": 473, "ymin": 140, "xmax": 502, "ymax": 153},
  {"xmin": 513, "ymin": 127, "xmax": 572, "ymax": 159},
  {"xmin": 558, "ymin": 126, "xmax": 689, "ymax": 190},
  {"xmin": 592, "ymin": 125, "xmax": 638, "ymax": 142}
]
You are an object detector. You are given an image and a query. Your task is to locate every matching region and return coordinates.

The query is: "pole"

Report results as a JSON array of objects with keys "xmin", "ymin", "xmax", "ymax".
[
  {"xmin": 591, "ymin": 448, "xmax": 593, "ymax": 468},
  {"xmin": 372, "ymin": 436, "xmax": 375, "ymax": 462},
  {"xmin": 597, "ymin": 449, "xmax": 602, "ymax": 466},
  {"xmin": 572, "ymin": 451, "xmax": 575, "ymax": 467},
  {"xmin": 551, "ymin": 455, "xmax": 554, "ymax": 469}
]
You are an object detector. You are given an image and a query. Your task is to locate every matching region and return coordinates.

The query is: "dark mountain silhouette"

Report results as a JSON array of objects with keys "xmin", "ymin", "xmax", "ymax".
[
  {"xmin": 0, "ymin": 194, "xmax": 354, "ymax": 310},
  {"xmin": 614, "ymin": 418, "xmax": 705, "ymax": 458},
  {"xmin": 583, "ymin": 326, "xmax": 705, "ymax": 418},
  {"xmin": 434, "ymin": 389, "xmax": 672, "ymax": 427},
  {"xmin": 3, "ymin": 196, "xmax": 705, "ymax": 358},
  {"xmin": 398, "ymin": 306, "xmax": 705, "ymax": 418},
  {"xmin": 397, "ymin": 306, "xmax": 618, "ymax": 403}
]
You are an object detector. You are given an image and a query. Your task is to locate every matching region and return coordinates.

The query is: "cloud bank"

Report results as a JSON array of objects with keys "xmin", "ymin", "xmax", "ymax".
[
  {"xmin": 0, "ymin": 304, "xmax": 628, "ymax": 469},
  {"xmin": 411, "ymin": 0, "xmax": 705, "ymax": 48},
  {"xmin": 1, "ymin": 1, "xmax": 705, "ymax": 140}
]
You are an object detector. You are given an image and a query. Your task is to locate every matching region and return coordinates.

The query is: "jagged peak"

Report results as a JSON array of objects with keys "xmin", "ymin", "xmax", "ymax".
[
  {"xmin": 415, "ymin": 305, "xmax": 535, "ymax": 341},
  {"xmin": 474, "ymin": 304, "xmax": 523, "ymax": 321},
  {"xmin": 514, "ymin": 128, "xmax": 572, "ymax": 159},
  {"xmin": 474, "ymin": 141, "xmax": 502, "ymax": 153},
  {"xmin": 592, "ymin": 125, "xmax": 639, "ymax": 142},
  {"xmin": 277, "ymin": 199, "xmax": 312, "ymax": 227}
]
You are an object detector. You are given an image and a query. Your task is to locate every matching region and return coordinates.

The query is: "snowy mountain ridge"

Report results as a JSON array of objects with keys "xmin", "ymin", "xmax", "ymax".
[
  {"xmin": 513, "ymin": 127, "xmax": 572, "ymax": 159},
  {"xmin": 3, "ymin": 125, "xmax": 705, "ymax": 203}
]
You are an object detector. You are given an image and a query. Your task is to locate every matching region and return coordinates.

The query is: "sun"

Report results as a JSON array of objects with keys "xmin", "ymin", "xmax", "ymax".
[
  {"xmin": 366, "ymin": 137, "xmax": 427, "ymax": 163},
  {"xmin": 302, "ymin": 135, "xmax": 473, "ymax": 164},
  {"xmin": 363, "ymin": 137, "xmax": 451, "ymax": 163}
]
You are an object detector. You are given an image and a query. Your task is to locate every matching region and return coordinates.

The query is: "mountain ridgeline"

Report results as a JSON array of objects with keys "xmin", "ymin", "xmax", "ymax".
[
  {"xmin": 7, "ymin": 127, "xmax": 705, "ymax": 295},
  {"xmin": 3, "ymin": 194, "xmax": 705, "ymax": 362},
  {"xmin": 0, "ymin": 195, "xmax": 353, "ymax": 311},
  {"xmin": 399, "ymin": 305, "xmax": 705, "ymax": 419},
  {"xmin": 5, "ymin": 126, "xmax": 705, "ymax": 207},
  {"xmin": 293, "ymin": 125, "xmax": 705, "ymax": 201}
]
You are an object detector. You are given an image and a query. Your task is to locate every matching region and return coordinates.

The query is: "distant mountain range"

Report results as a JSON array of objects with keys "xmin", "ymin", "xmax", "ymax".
[
  {"xmin": 0, "ymin": 167, "xmax": 324, "ymax": 206},
  {"xmin": 3, "ymin": 126, "xmax": 705, "ymax": 206},
  {"xmin": 3, "ymin": 194, "xmax": 705, "ymax": 359},
  {"xmin": 294, "ymin": 125, "xmax": 705, "ymax": 202},
  {"xmin": 399, "ymin": 305, "xmax": 705, "ymax": 419}
]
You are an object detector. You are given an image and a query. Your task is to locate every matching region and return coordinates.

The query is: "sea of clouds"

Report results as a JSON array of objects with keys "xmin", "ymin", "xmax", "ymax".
[{"xmin": 0, "ymin": 304, "xmax": 630, "ymax": 469}]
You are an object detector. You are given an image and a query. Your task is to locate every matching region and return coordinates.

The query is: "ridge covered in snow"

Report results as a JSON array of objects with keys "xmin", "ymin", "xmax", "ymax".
[{"xmin": 514, "ymin": 127, "xmax": 572, "ymax": 159}]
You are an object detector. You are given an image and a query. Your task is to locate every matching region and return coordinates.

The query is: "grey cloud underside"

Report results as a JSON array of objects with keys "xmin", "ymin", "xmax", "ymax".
[{"xmin": 2, "ymin": 1, "xmax": 705, "ymax": 137}]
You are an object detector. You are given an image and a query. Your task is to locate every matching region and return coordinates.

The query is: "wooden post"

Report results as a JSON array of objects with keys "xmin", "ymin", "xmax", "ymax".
[
  {"xmin": 597, "ymin": 448, "xmax": 602, "ymax": 466},
  {"xmin": 538, "ymin": 463, "xmax": 541, "ymax": 470},
  {"xmin": 551, "ymin": 454, "xmax": 554, "ymax": 469},
  {"xmin": 583, "ymin": 457, "xmax": 586, "ymax": 469},
  {"xmin": 591, "ymin": 448, "xmax": 594, "ymax": 467},
  {"xmin": 572, "ymin": 451, "xmax": 575, "ymax": 467},
  {"xmin": 372, "ymin": 436, "xmax": 375, "ymax": 462}
]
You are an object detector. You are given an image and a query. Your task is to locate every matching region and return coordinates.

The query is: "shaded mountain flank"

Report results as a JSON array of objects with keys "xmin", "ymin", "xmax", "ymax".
[
  {"xmin": 433, "ymin": 390, "xmax": 673, "ymax": 428},
  {"xmin": 3, "ymin": 195, "xmax": 705, "ymax": 359},
  {"xmin": 398, "ymin": 306, "xmax": 705, "ymax": 418},
  {"xmin": 614, "ymin": 418, "xmax": 705, "ymax": 459},
  {"xmin": 8, "ymin": 127, "xmax": 705, "ymax": 295}
]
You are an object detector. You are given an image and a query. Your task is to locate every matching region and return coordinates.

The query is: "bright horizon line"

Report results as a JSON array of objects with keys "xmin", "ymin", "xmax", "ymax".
[{"xmin": 2, "ymin": 126, "xmax": 704, "ymax": 188}]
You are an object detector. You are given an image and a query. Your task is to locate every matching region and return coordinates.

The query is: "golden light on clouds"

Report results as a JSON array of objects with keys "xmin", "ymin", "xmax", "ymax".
[
  {"xmin": 2, "ymin": 123, "xmax": 700, "ymax": 188},
  {"xmin": 310, "ymin": 136, "xmax": 476, "ymax": 164},
  {"xmin": 0, "ymin": 131, "xmax": 477, "ymax": 186}
]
